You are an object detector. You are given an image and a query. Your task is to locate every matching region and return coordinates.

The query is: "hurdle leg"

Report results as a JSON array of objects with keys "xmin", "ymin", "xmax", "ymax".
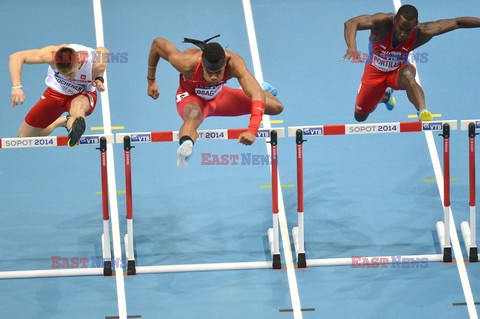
[
  {"xmin": 436, "ymin": 124, "xmax": 452, "ymax": 262},
  {"xmin": 267, "ymin": 130, "xmax": 281, "ymax": 269},
  {"xmin": 292, "ymin": 129, "xmax": 306, "ymax": 268},
  {"xmin": 461, "ymin": 122, "xmax": 478, "ymax": 262},
  {"xmin": 98, "ymin": 137, "xmax": 113, "ymax": 275},
  {"xmin": 123, "ymin": 136, "xmax": 137, "ymax": 275}
]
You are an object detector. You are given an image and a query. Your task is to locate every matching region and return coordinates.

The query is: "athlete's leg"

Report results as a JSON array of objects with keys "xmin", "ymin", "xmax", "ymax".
[
  {"xmin": 264, "ymin": 92, "xmax": 283, "ymax": 115},
  {"xmin": 66, "ymin": 95, "xmax": 91, "ymax": 147},
  {"xmin": 354, "ymin": 81, "xmax": 387, "ymax": 122},
  {"xmin": 18, "ymin": 121, "xmax": 46, "ymax": 137},
  {"xmin": 396, "ymin": 65, "xmax": 425, "ymax": 112},
  {"xmin": 19, "ymin": 90, "xmax": 67, "ymax": 137},
  {"xmin": 179, "ymin": 102, "xmax": 204, "ymax": 142}
]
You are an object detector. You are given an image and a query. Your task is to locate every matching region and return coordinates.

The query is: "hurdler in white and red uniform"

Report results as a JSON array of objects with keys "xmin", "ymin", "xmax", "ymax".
[
  {"xmin": 27, "ymin": 44, "xmax": 97, "ymax": 129},
  {"xmin": 10, "ymin": 43, "xmax": 108, "ymax": 146}
]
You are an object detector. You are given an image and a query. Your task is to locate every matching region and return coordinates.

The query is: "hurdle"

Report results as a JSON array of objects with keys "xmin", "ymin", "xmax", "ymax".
[
  {"xmin": 117, "ymin": 127, "xmax": 284, "ymax": 274},
  {"xmin": 0, "ymin": 134, "xmax": 115, "ymax": 279},
  {"xmin": 288, "ymin": 120, "xmax": 457, "ymax": 267},
  {"xmin": 460, "ymin": 120, "xmax": 479, "ymax": 262}
]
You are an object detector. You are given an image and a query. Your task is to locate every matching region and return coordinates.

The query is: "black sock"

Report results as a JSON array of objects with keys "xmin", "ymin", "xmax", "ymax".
[{"xmin": 179, "ymin": 135, "xmax": 194, "ymax": 146}]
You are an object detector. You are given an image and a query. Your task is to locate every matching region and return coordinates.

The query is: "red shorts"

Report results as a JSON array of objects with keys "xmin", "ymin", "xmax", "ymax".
[
  {"xmin": 25, "ymin": 87, "xmax": 97, "ymax": 128},
  {"xmin": 355, "ymin": 63, "xmax": 416, "ymax": 114},
  {"xmin": 175, "ymin": 86, "xmax": 251, "ymax": 122}
]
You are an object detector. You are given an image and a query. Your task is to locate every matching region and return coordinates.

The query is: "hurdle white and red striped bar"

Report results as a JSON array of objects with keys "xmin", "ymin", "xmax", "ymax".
[
  {"xmin": 461, "ymin": 120, "xmax": 479, "ymax": 262},
  {"xmin": 115, "ymin": 127, "xmax": 285, "ymax": 144},
  {"xmin": 0, "ymin": 134, "xmax": 114, "ymax": 149},
  {"xmin": 287, "ymin": 120, "xmax": 457, "ymax": 137}
]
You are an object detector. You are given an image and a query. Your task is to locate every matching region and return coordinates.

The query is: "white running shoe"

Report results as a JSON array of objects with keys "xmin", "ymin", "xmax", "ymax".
[{"xmin": 177, "ymin": 140, "xmax": 193, "ymax": 169}]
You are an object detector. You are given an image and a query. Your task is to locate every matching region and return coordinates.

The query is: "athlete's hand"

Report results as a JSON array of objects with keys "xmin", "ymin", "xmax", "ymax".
[
  {"xmin": 238, "ymin": 132, "xmax": 256, "ymax": 145},
  {"xmin": 148, "ymin": 81, "xmax": 159, "ymax": 100},
  {"xmin": 11, "ymin": 88, "xmax": 25, "ymax": 108},
  {"xmin": 342, "ymin": 49, "xmax": 361, "ymax": 62},
  {"xmin": 92, "ymin": 79, "xmax": 105, "ymax": 92}
]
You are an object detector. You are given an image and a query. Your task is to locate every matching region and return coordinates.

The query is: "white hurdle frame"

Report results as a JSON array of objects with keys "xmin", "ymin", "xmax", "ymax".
[
  {"xmin": 287, "ymin": 120, "xmax": 457, "ymax": 267},
  {"xmin": 460, "ymin": 120, "xmax": 479, "ymax": 262},
  {"xmin": 117, "ymin": 127, "xmax": 285, "ymax": 274},
  {"xmin": 0, "ymin": 134, "xmax": 115, "ymax": 279}
]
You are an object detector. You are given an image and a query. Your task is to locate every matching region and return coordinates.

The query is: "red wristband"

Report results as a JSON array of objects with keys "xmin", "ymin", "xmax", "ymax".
[{"xmin": 246, "ymin": 100, "xmax": 265, "ymax": 135}]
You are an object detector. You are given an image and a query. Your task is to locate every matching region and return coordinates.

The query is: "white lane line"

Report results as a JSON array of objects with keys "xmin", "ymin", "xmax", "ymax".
[
  {"xmin": 92, "ymin": 1, "xmax": 128, "ymax": 318},
  {"xmin": 392, "ymin": 1, "xmax": 477, "ymax": 318},
  {"xmin": 241, "ymin": 1, "xmax": 303, "ymax": 318}
]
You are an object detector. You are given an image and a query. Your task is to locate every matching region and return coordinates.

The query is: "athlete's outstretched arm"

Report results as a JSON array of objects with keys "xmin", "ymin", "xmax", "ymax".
[
  {"xmin": 343, "ymin": 13, "xmax": 392, "ymax": 61},
  {"xmin": 147, "ymin": 38, "xmax": 197, "ymax": 99},
  {"xmin": 9, "ymin": 45, "xmax": 65, "ymax": 107},
  {"xmin": 229, "ymin": 52, "xmax": 266, "ymax": 145},
  {"xmin": 416, "ymin": 17, "xmax": 480, "ymax": 48}
]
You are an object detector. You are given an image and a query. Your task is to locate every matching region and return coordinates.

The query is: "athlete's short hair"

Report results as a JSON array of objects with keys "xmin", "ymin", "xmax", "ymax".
[
  {"xmin": 202, "ymin": 42, "xmax": 226, "ymax": 71},
  {"xmin": 397, "ymin": 4, "xmax": 418, "ymax": 21},
  {"xmin": 53, "ymin": 47, "xmax": 79, "ymax": 72}
]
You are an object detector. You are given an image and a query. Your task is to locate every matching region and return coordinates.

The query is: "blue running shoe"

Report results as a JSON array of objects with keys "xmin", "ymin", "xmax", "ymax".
[
  {"xmin": 260, "ymin": 82, "xmax": 278, "ymax": 96},
  {"xmin": 384, "ymin": 87, "xmax": 396, "ymax": 111}
]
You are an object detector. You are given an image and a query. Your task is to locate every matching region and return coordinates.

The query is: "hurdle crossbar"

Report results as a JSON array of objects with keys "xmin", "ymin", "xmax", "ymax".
[
  {"xmin": 0, "ymin": 134, "xmax": 114, "ymax": 149},
  {"xmin": 121, "ymin": 128, "xmax": 284, "ymax": 274},
  {"xmin": 460, "ymin": 120, "xmax": 479, "ymax": 262},
  {"xmin": 288, "ymin": 120, "xmax": 457, "ymax": 137},
  {"xmin": 289, "ymin": 120, "xmax": 456, "ymax": 267},
  {"xmin": 115, "ymin": 127, "xmax": 284, "ymax": 144}
]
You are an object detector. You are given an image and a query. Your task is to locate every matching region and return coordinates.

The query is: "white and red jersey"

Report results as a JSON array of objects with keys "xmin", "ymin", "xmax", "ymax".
[
  {"xmin": 45, "ymin": 44, "xmax": 96, "ymax": 95},
  {"xmin": 179, "ymin": 57, "xmax": 229, "ymax": 101},
  {"xmin": 368, "ymin": 25, "xmax": 417, "ymax": 72}
]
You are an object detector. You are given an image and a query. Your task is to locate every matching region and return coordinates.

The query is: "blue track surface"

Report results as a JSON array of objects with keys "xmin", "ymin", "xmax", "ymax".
[{"xmin": 0, "ymin": 0, "xmax": 478, "ymax": 318}]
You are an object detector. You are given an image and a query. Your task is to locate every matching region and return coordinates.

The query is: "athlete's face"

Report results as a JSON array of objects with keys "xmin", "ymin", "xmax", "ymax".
[
  {"xmin": 393, "ymin": 15, "xmax": 417, "ymax": 43},
  {"xmin": 202, "ymin": 66, "xmax": 225, "ymax": 85},
  {"xmin": 59, "ymin": 62, "xmax": 83, "ymax": 80}
]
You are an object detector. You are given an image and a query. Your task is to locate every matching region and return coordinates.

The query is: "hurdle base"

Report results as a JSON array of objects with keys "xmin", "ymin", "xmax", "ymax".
[
  {"xmin": 267, "ymin": 228, "xmax": 282, "ymax": 269},
  {"xmin": 124, "ymin": 234, "xmax": 137, "ymax": 275},
  {"xmin": 272, "ymin": 254, "xmax": 281, "ymax": 269},
  {"xmin": 101, "ymin": 233, "xmax": 113, "ymax": 276},
  {"xmin": 436, "ymin": 221, "xmax": 452, "ymax": 262},
  {"xmin": 297, "ymin": 253, "xmax": 306, "ymax": 268},
  {"xmin": 127, "ymin": 260, "xmax": 137, "ymax": 275},
  {"xmin": 292, "ymin": 227, "xmax": 307, "ymax": 268},
  {"xmin": 461, "ymin": 221, "xmax": 479, "ymax": 262},
  {"xmin": 103, "ymin": 261, "xmax": 113, "ymax": 276}
]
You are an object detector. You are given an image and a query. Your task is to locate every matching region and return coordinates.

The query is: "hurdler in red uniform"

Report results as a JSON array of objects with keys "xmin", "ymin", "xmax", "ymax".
[
  {"xmin": 344, "ymin": 4, "xmax": 480, "ymax": 122},
  {"xmin": 147, "ymin": 35, "xmax": 283, "ymax": 169}
]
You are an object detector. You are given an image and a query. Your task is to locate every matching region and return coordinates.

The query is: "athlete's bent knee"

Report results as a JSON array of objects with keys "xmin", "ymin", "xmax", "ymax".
[
  {"xmin": 183, "ymin": 103, "xmax": 202, "ymax": 121},
  {"xmin": 354, "ymin": 112, "xmax": 369, "ymax": 122},
  {"xmin": 267, "ymin": 102, "xmax": 284, "ymax": 115}
]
